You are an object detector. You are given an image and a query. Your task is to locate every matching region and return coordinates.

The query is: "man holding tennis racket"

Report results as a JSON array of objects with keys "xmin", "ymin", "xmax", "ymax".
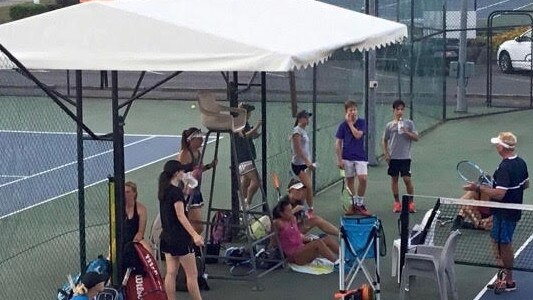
[
  {"xmin": 464, "ymin": 132, "xmax": 529, "ymax": 294},
  {"xmin": 335, "ymin": 100, "xmax": 370, "ymax": 216},
  {"xmin": 382, "ymin": 99, "xmax": 418, "ymax": 213}
]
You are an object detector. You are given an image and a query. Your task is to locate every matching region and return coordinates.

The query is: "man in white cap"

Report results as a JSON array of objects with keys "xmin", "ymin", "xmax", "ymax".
[
  {"xmin": 464, "ymin": 132, "xmax": 529, "ymax": 294},
  {"xmin": 280, "ymin": 178, "xmax": 338, "ymax": 236}
]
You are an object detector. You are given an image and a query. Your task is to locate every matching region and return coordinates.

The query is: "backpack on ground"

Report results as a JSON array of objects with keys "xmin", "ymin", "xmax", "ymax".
[
  {"xmin": 57, "ymin": 255, "xmax": 111, "ymax": 300},
  {"xmin": 205, "ymin": 211, "xmax": 233, "ymax": 264},
  {"xmin": 249, "ymin": 215, "xmax": 271, "ymax": 240},
  {"xmin": 210, "ymin": 211, "xmax": 232, "ymax": 245},
  {"xmin": 95, "ymin": 287, "xmax": 124, "ymax": 300}
]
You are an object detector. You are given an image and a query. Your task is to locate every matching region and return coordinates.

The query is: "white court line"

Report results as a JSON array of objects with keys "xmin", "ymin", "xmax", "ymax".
[
  {"xmin": 0, "ymin": 137, "xmax": 218, "ymax": 220},
  {"xmin": 0, "ymin": 175, "xmax": 27, "ymax": 179},
  {"xmin": 0, "ymin": 129, "xmax": 180, "ymax": 138},
  {"xmin": 0, "ymin": 136, "xmax": 157, "ymax": 190},
  {"xmin": 0, "ymin": 150, "xmax": 177, "ymax": 221},
  {"xmin": 472, "ymin": 233, "xmax": 533, "ymax": 300},
  {"xmin": 497, "ymin": 75, "xmax": 533, "ymax": 84},
  {"xmin": 516, "ymin": 3, "xmax": 533, "ymax": 10},
  {"xmin": 477, "ymin": 0, "xmax": 511, "ymax": 11}
]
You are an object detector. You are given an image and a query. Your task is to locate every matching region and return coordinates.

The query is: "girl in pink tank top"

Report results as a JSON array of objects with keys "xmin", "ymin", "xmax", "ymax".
[{"xmin": 273, "ymin": 198, "xmax": 339, "ymax": 265}]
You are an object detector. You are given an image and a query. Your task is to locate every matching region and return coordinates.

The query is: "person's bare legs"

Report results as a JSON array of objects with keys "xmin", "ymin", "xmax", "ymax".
[
  {"xmin": 245, "ymin": 172, "xmax": 259, "ymax": 204},
  {"xmin": 391, "ymin": 176, "xmax": 400, "ymax": 201},
  {"xmin": 346, "ymin": 176, "xmax": 356, "ymax": 201},
  {"xmin": 302, "ymin": 216, "xmax": 339, "ymax": 236},
  {"xmin": 188, "ymin": 207, "xmax": 204, "ymax": 234},
  {"xmin": 298, "ymin": 171, "xmax": 313, "ymax": 208},
  {"xmin": 403, "ymin": 176, "xmax": 414, "ymax": 196},
  {"xmin": 240, "ymin": 174, "xmax": 251, "ymax": 203},
  {"xmin": 164, "ymin": 254, "xmax": 180, "ymax": 300},
  {"xmin": 291, "ymin": 239, "xmax": 338, "ymax": 265},
  {"xmin": 357, "ymin": 174, "xmax": 367, "ymax": 198},
  {"xmin": 492, "ymin": 241, "xmax": 514, "ymax": 283},
  {"xmin": 321, "ymin": 235, "xmax": 340, "ymax": 254},
  {"xmin": 179, "ymin": 253, "xmax": 202, "ymax": 300}
]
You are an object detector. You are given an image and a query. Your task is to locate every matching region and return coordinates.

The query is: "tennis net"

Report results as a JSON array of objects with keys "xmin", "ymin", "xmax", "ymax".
[{"xmin": 399, "ymin": 195, "xmax": 533, "ymax": 272}]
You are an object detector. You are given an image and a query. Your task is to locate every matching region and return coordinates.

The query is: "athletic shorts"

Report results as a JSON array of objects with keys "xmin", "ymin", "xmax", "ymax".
[
  {"xmin": 491, "ymin": 215, "xmax": 517, "ymax": 245},
  {"xmin": 239, "ymin": 160, "xmax": 256, "ymax": 176},
  {"xmin": 187, "ymin": 190, "xmax": 204, "ymax": 208},
  {"xmin": 160, "ymin": 238, "xmax": 195, "ymax": 257},
  {"xmin": 387, "ymin": 159, "xmax": 412, "ymax": 177},
  {"xmin": 291, "ymin": 163, "xmax": 308, "ymax": 176},
  {"xmin": 342, "ymin": 160, "xmax": 368, "ymax": 177}
]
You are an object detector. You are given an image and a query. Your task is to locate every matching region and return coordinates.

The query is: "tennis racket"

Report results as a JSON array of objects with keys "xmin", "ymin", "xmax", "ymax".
[
  {"xmin": 340, "ymin": 169, "xmax": 355, "ymax": 213},
  {"xmin": 271, "ymin": 172, "xmax": 282, "ymax": 200},
  {"xmin": 456, "ymin": 160, "xmax": 494, "ymax": 186}
]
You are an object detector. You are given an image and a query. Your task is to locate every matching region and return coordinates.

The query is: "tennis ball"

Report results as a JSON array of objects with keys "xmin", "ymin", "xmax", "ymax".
[{"xmin": 191, "ymin": 104, "xmax": 196, "ymax": 109}]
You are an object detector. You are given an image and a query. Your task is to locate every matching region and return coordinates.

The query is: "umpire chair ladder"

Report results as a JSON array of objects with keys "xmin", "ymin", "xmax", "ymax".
[{"xmin": 197, "ymin": 92, "xmax": 284, "ymax": 289}]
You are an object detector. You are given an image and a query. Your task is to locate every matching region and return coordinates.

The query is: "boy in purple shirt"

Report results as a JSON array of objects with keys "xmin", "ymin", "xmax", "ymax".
[{"xmin": 335, "ymin": 101, "xmax": 370, "ymax": 216}]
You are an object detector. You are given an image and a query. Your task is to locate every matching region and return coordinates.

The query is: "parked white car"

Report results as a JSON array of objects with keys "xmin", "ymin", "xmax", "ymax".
[{"xmin": 497, "ymin": 29, "xmax": 532, "ymax": 73}]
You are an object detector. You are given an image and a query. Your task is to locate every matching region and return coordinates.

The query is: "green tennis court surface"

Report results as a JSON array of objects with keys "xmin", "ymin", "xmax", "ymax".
[{"xmin": 1, "ymin": 97, "xmax": 532, "ymax": 299}]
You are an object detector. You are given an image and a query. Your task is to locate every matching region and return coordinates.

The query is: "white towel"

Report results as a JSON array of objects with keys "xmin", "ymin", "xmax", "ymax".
[{"xmin": 288, "ymin": 258, "xmax": 334, "ymax": 275}]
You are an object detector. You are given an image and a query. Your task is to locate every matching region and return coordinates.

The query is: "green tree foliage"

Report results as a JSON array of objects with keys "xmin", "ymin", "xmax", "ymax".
[{"xmin": 9, "ymin": 3, "xmax": 50, "ymax": 21}]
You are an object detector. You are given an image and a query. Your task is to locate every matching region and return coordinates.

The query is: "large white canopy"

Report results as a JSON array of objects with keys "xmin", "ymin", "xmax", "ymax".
[{"xmin": 0, "ymin": 0, "xmax": 407, "ymax": 71}]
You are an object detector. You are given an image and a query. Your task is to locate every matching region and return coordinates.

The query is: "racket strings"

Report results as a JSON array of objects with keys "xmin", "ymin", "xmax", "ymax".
[{"xmin": 458, "ymin": 165, "xmax": 482, "ymax": 182}]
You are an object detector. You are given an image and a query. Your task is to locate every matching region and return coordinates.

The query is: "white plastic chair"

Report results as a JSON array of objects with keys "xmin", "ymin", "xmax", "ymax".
[
  {"xmin": 400, "ymin": 229, "xmax": 461, "ymax": 300},
  {"xmin": 197, "ymin": 91, "xmax": 247, "ymax": 132},
  {"xmin": 392, "ymin": 208, "xmax": 440, "ymax": 282}
]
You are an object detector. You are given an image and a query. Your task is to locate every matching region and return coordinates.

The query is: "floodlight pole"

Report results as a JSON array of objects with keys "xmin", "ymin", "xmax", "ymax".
[
  {"xmin": 456, "ymin": 0, "xmax": 468, "ymax": 112},
  {"xmin": 365, "ymin": 0, "xmax": 378, "ymax": 166}
]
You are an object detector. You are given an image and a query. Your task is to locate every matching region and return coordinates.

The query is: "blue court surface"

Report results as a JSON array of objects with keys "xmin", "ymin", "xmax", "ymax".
[
  {"xmin": 0, "ymin": 130, "xmax": 187, "ymax": 219},
  {"xmin": 475, "ymin": 271, "xmax": 533, "ymax": 299},
  {"xmin": 476, "ymin": 235, "xmax": 533, "ymax": 299}
]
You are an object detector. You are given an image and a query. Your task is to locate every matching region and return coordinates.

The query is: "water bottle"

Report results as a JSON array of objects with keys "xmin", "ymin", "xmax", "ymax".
[{"xmin": 397, "ymin": 118, "xmax": 404, "ymax": 134}]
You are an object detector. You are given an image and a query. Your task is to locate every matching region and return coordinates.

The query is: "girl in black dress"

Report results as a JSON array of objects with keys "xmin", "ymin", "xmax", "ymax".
[{"xmin": 158, "ymin": 160, "xmax": 204, "ymax": 300}]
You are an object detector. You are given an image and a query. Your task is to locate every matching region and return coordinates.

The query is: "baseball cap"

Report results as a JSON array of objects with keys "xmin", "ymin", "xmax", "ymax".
[
  {"xmin": 163, "ymin": 160, "xmax": 186, "ymax": 176},
  {"xmin": 294, "ymin": 110, "xmax": 312, "ymax": 126},
  {"xmin": 287, "ymin": 177, "xmax": 305, "ymax": 190},
  {"xmin": 490, "ymin": 132, "xmax": 517, "ymax": 149},
  {"xmin": 80, "ymin": 271, "xmax": 108, "ymax": 289}
]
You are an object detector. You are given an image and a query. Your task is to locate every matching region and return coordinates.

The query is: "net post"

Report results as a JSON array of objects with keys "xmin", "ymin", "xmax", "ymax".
[{"xmin": 399, "ymin": 194, "xmax": 410, "ymax": 283}]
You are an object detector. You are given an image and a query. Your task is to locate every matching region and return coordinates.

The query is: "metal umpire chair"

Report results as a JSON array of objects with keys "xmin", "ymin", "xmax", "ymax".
[{"xmin": 197, "ymin": 91, "xmax": 284, "ymax": 288}]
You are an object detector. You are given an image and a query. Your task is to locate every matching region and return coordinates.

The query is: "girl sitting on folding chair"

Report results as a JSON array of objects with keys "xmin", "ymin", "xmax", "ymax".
[{"xmin": 273, "ymin": 199, "xmax": 339, "ymax": 265}]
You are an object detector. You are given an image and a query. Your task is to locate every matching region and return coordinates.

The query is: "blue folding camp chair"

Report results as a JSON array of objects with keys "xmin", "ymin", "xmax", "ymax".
[{"xmin": 337, "ymin": 216, "xmax": 382, "ymax": 300}]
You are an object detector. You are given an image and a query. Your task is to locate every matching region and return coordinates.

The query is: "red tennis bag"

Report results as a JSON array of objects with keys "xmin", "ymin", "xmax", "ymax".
[{"xmin": 124, "ymin": 242, "xmax": 166, "ymax": 300}]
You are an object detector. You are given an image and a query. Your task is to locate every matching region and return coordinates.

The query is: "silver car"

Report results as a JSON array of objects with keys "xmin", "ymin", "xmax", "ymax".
[{"xmin": 497, "ymin": 29, "xmax": 532, "ymax": 73}]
